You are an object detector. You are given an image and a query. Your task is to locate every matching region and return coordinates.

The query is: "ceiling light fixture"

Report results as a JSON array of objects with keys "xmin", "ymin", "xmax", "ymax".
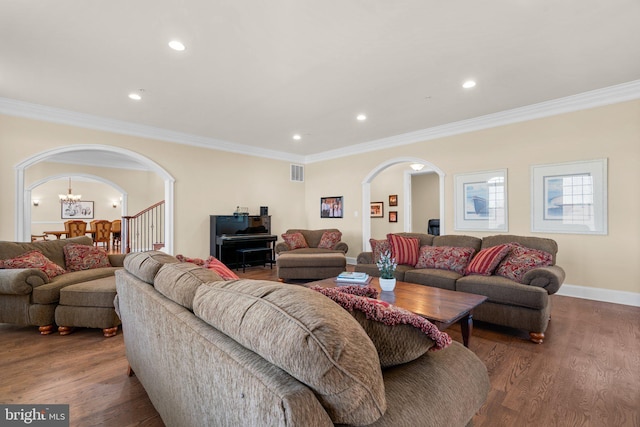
[
  {"xmin": 356, "ymin": 114, "xmax": 367, "ymax": 121},
  {"xmin": 410, "ymin": 163, "xmax": 425, "ymax": 171},
  {"xmin": 292, "ymin": 134, "xmax": 301, "ymax": 140},
  {"xmin": 168, "ymin": 40, "xmax": 186, "ymax": 51},
  {"xmin": 58, "ymin": 177, "xmax": 82, "ymax": 203},
  {"xmin": 462, "ymin": 80, "xmax": 476, "ymax": 89}
]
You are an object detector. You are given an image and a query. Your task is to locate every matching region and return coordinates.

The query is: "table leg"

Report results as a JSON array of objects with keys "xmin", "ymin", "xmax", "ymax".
[{"xmin": 459, "ymin": 312, "xmax": 473, "ymax": 348}]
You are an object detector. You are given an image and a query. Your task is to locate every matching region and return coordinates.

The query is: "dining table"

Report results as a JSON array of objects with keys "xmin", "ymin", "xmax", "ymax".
[{"xmin": 44, "ymin": 228, "xmax": 101, "ymax": 239}]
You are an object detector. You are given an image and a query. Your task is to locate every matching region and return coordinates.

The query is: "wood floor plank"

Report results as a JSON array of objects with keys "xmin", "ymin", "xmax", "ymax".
[{"xmin": 1, "ymin": 265, "xmax": 638, "ymax": 427}]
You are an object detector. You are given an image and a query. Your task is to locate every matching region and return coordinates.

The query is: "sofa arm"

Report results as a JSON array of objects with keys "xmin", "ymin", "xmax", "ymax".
[
  {"xmin": 357, "ymin": 251, "xmax": 374, "ymax": 265},
  {"xmin": 0, "ymin": 268, "xmax": 49, "ymax": 295},
  {"xmin": 108, "ymin": 253, "xmax": 127, "ymax": 267},
  {"xmin": 522, "ymin": 265, "xmax": 566, "ymax": 295},
  {"xmin": 275, "ymin": 242, "xmax": 290, "ymax": 255},
  {"xmin": 334, "ymin": 242, "xmax": 349, "ymax": 254}
]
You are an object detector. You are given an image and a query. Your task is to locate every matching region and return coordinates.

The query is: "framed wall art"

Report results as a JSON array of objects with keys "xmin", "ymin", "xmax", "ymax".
[
  {"xmin": 61, "ymin": 201, "xmax": 94, "ymax": 219},
  {"xmin": 370, "ymin": 202, "xmax": 384, "ymax": 218},
  {"xmin": 320, "ymin": 196, "xmax": 343, "ymax": 218},
  {"xmin": 389, "ymin": 194, "xmax": 398, "ymax": 206},
  {"xmin": 531, "ymin": 159, "xmax": 607, "ymax": 234},
  {"xmin": 389, "ymin": 211, "xmax": 398, "ymax": 222},
  {"xmin": 454, "ymin": 169, "xmax": 508, "ymax": 231}
]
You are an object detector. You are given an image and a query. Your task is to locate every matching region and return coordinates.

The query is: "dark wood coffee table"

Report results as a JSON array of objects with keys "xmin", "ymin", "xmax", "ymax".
[{"xmin": 306, "ymin": 277, "xmax": 487, "ymax": 348}]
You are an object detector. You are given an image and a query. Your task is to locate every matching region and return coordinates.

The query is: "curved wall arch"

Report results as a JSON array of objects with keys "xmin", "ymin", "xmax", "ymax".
[
  {"xmin": 15, "ymin": 144, "xmax": 175, "ymax": 253},
  {"xmin": 361, "ymin": 157, "xmax": 445, "ymax": 251}
]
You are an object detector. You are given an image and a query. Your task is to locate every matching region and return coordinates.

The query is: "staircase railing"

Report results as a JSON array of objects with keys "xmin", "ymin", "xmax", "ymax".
[{"xmin": 122, "ymin": 201, "xmax": 165, "ymax": 253}]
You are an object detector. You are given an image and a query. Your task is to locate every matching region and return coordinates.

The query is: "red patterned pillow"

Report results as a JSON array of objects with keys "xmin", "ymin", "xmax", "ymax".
[
  {"xmin": 386, "ymin": 234, "xmax": 420, "ymax": 266},
  {"xmin": 311, "ymin": 285, "xmax": 451, "ymax": 368},
  {"xmin": 204, "ymin": 256, "xmax": 239, "ymax": 280},
  {"xmin": 281, "ymin": 232, "xmax": 308, "ymax": 250},
  {"xmin": 1, "ymin": 250, "xmax": 66, "ymax": 279},
  {"xmin": 369, "ymin": 239, "xmax": 391, "ymax": 263},
  {"xmin": 317, "ymin": 231, "xmax": 342, "ymax": 249},
  {"xmin": 64, "ymin": 244, "xmax": 111, "ymax": 272},
  {"xmin": 415, "ymin": 246, "xmax": 476, "ymax": 275},
  {"xmin": 464, "ymin": 243, "xmax": 513, "ymax": 276},
  {"xmin": 176, "ymin": 254, "xmax": 206, "ymax": 266},
  {"xmin": 495, "ymin": 244, "xmax": 553, "ymax": 284}
]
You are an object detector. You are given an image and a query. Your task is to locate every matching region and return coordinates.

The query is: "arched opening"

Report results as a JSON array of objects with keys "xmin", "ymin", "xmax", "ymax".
[
  {"xmin": 15, "ymin": 144, "xmax": 175, "ymax": 253},
  {"xmin": 361, "ymin": 157, "xmax": 445, "ymax": 251}
]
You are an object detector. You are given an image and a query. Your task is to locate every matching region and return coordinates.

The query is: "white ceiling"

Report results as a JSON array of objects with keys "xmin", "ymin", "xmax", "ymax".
[{"xmin": 2, "ymin": 1, "xmax": 640, "ymax": 164}]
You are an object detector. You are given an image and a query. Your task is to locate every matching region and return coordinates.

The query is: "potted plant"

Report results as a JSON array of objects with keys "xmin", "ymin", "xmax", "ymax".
[{"xmin": 376, "ymin": 249, "xmax": 397, "ymax": 291}]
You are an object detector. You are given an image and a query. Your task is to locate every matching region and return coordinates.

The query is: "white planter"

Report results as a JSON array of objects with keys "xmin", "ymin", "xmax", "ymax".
[{"xmin": 379, "ymin": 277, "xmax": 396, "ymax": 292}]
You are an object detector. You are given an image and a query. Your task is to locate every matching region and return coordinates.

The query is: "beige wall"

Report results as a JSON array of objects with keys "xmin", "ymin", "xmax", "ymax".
[
  {"xmin": 1, "ymin": 99, "xmax": 638, "ymax": 296},
  {"xmin": 412, "ymin": 172, "xmax": 440, "ymax": 233}
]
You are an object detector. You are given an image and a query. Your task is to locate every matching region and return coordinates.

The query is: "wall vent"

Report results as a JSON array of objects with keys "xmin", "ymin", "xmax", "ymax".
[{"xmin": 290, "ymin": 164, "xmax": 304, "ymax": 182}]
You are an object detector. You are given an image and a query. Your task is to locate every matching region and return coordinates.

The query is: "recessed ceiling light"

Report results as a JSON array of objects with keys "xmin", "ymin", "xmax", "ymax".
[
  {"xmin": 168, "ymin": 40, "xmax": 186, "ymax": 51},
  {"xmin": 462, "ymin": 80, "xmax": 476, "ymax": 89},
  {"xmin": 356, "ymin": 114, "xmax": 367, "ymax": 121},
  {"xmin": 293, "ymin": 134, "xmax": 301, "ymax": 140},
  {"xmin": 128, "ymin": 93, "xmax": 142, "ymax": 101}
]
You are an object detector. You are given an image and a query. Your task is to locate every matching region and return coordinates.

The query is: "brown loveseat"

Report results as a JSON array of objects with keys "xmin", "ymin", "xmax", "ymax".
[
  {"xmin": 356, "ymin": 233, "xmax": 565, "ymax": 343},
  {"xmin": 276, "ymin": 229, "xmax": 349, "ymax": 280},
  {"xmin": 0, "ymin": 236, "xmax": 125, "ymax": 334},
  {"xmin": 116, "ymin": 251, "xmax": 490, "ymax": 426}
]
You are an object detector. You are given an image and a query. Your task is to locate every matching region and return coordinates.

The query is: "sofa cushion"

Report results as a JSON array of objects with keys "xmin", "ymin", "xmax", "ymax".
[
  {"xmin": 369, "ymin": 238, "xmax": 391, "ymax": 263},
  {"xmin": 204, "ymin": 256, "xmax": 239, "ymax": 280},
  {"xmin": 63, "ymin": 243, "xmax": 112, "ymax": 272},
  {"xmin": 1, "ymin": 250, "xmax": 65, "ymax": 279},
  {"xmin": 464, "ymin": 243, "xmax": 512, "ymax": 276},
  {"xmin": 317, "ymin": 231, "xmax": 342, "ymax": 250},
  {"xmin": 387, "ymin": 234, "xmax": 420, "ymax": 266},
  {"xmin": 193, "ymin": 279, "xmax": 386, "ymax": 425},
  {"xmin": 495, "ymin": 243, "xmax": 553, "ymax": 284},
  {"xmin": 175, "ymin": 254, "xmax": 206, "ymax": 265},
  {"xmin": 154, "ymin": 262, "xmax": 223, "ymax": 310},
  {"xmin": 456, "ymin": 275, "xmax": 549, "ymax": 310},
  {"xmin": 123, "ymin": 251, "xmax": 180, "ymax": 284},
  {"xmin": 58, "ymin": 277, "xmax": 117, "ymax": 308},
  {"xmin": 281, "ymin": 232, "xmax": 309, "ymax": 250},
  {"xmin": 415, "ymin": 246, "xmax": 476, "ymax": 275},
  {"xmin": 311, "ymin": 286, "xmax": 451, "ymax": 368}
]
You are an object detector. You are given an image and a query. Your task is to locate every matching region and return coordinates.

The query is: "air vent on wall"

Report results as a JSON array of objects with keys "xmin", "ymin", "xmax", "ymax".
[{"xmin": 290, "ymin": 164, "xmax": 304, "ymax": 182}]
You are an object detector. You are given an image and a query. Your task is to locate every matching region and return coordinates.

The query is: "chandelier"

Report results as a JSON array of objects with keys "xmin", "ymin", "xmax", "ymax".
[{"xmin": 59, "ymin": 177, "xmax": 82, "ymax": 203}]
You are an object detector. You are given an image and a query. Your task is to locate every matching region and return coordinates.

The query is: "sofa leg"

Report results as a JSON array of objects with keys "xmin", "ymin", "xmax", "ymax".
[
  {"xmin": 39, "ymin": 324, "xmax": 54, "ymax": 335},
  {"xmin": 103, "ymin": 326, "xmax": 118, "ymax": 337},
  {"xmin": 58, "ymin": 325, "xmax": 75, "ymax": 335},
  {"xmin": 529, "ymin": 332, "xmax": 544, "ymax": 344}
]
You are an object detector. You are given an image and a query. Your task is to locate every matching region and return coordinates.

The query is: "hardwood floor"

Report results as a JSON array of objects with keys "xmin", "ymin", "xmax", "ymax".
[{"xmin": 1, "ymin": 265, "xmax": 638, "ymax": 427}]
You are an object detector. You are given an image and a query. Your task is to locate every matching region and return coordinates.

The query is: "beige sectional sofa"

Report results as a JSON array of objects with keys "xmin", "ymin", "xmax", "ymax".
[
  {"xmin": 0, "ymin": 236, "xmax": 125, "ymax": 334},
  {"xmin": 355, "ymin": 233, "xmax": 565, "ymax": 343},
  {"xmin": 115, "ymin": 251, "xmax": 490, "ymax": 426}
]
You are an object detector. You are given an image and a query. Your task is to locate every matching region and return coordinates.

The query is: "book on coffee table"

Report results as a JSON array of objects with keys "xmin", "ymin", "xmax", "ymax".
[{"xmin": 336, "ymin": 272, "xmax": 371, "ymax": 285}]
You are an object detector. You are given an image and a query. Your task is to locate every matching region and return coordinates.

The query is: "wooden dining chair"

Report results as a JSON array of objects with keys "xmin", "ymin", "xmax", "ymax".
[
  {"xmin": 111, "ymin": 219, "xmax": 121, "ymax": 250},
  {"xmin": 92, "ymin": 220, "xmax": 112, "ymax": 251},
  {"xmin": 65, "ymin": 220, "xmax": 87, "ymax": 238}
]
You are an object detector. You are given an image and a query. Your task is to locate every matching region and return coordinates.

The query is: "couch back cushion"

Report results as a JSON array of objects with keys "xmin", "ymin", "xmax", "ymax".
[
  {"xmin": 192, "ymin": 279, "xmax": 386, "ymax": 425},
  {"xmin": 0, "ymin": 236, "xmax": 93, "ymax": 269},
  {"xmin": 123, "ymin": 251, "xmax": 179, "ymax": 284},
  {"xmin": 433, "ymin": 235, "xmax": 482, "ymax": 253},
  {"xmin": 482, "ymin": 234, "xmax": 558, "ymax": 264},
  {"xmin": 285, "ymin": 229, "xmax": 342, "ymax": 249},
  {"xmin": 154, "ymin": 262, "xmax": 223, "ymax": 310}
]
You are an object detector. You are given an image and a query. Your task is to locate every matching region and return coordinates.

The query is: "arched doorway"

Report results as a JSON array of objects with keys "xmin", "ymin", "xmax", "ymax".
[
  {"xmin": 361, "ymin": 157, "xmax": 445, "ymax": 251},
  {"xmin": 15, "ymin": 144, "xmax": 175, "ymax": 253}
]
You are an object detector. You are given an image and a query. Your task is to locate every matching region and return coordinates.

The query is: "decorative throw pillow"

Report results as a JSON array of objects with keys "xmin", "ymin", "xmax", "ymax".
[
  {"xmin": 176, "ymin": 254, "xmax": 206, "ymax": 266},
  {"xmin": 1, "ymin": 250, "xmax": 66, "ymax": 279},
  {"xmin": 317, "ymin": 231, "xmax": 342, "ymax": 249},
  {"xmin": 63, "ymin": 244, "xmax": 111, "ymax": 272},
  {"xmin": 312, "ymin": 286, "xmax": 452, "ymax": 368},
  {"xmin": 369, "ymin": 238, "xmax": 391, "ymax": 263},
  {"xmin": 204, "ymin": 256, "xmax": 240, "ymax": 280},
  {"xmin": 415, "ymin": 245, "xmax": 476, "ymax": 275},
  {"xmin": 465, "ymin": 243, "xmax": 513, "ymax": 276},
  {"xmin": 281, "ymin": 232, "xmax": 309, "ymax": 250},
  {"xmin": 495, "ymin": 243, "xmax": 553, "ymax": 284},
  {"xmin": 386, "ymin": 234, "xmax": 420, "ymax": 266}
]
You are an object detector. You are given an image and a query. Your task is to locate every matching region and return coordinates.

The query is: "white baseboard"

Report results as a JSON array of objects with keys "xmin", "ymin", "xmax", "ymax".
[{"xmin": 554, "ymin": 283, "xmax": 640, "ymax": 307}]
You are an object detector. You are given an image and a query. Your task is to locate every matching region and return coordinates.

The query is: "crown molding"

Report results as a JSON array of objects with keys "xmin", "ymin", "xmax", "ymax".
[
  {"xmin": 1, "ymin": 79, "xmax": 639, "ymax": 165},
  {"xmin": 0, "ymin": 97, "xmax": 305, "ymax": 164},
  {"xmin": 305, "ymin": 79, "xmax": 640, "ymax": 163}
]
